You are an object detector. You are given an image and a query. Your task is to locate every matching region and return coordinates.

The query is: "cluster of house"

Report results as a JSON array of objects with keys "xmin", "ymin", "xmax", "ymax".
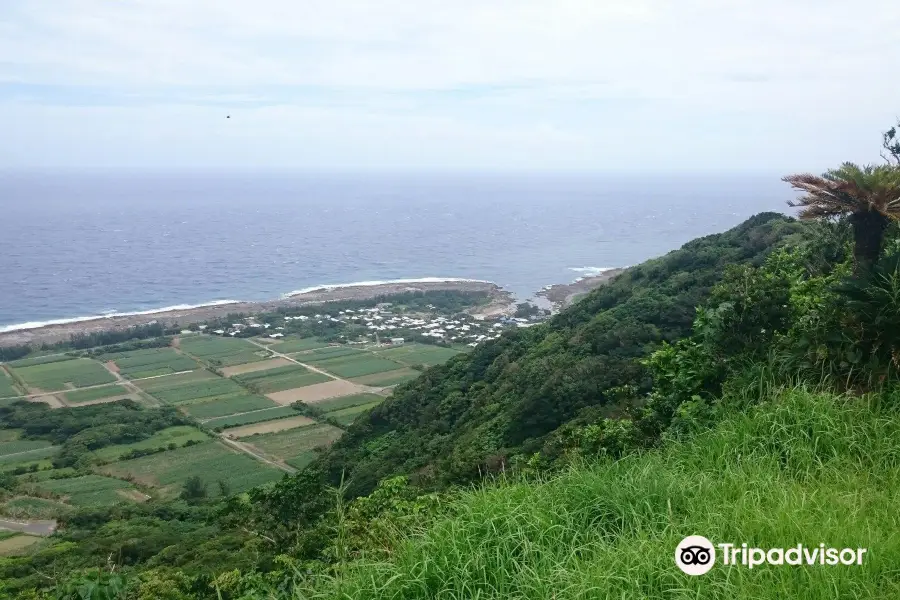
[{"xmin": 207, "ymin": 302, "xmax": 545, "ymax": 347}]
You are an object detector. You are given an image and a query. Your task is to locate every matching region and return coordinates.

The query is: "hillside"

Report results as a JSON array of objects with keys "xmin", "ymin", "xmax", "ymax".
[{"xmin": 315, "ymin": 213, "xmax": 806, "ymax": 496}]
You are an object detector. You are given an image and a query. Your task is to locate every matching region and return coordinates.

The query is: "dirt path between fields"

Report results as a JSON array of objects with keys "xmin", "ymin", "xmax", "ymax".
[{"xmin": 219, "ymin": 436, "xmax": 295, "ymax": 474}]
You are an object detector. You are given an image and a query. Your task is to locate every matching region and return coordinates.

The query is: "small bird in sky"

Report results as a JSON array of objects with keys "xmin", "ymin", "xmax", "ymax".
[{"xmin": 226, "ymin": 115, "xmax": 230, "ymax": 119}]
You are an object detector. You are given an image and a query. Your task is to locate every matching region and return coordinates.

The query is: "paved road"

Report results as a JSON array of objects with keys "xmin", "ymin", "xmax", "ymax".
[{"xmin": 0, "ymin": 519, "xmax": 57, "ymax": 537}]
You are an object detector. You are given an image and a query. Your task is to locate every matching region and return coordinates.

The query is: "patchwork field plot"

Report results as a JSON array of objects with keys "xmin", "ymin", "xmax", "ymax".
[
  {"xmin": 1, "ymin": 496, "xmax": 70, "ymax": 519},
  {"xmin": 223, "ymin": 415, "xmax": 315, "ymax": 438},
  {"xmin": 285, "ymin": 451, "xmax": 318, "ymax": 470},
  {"xmin": 0, "ymin": 397, "xmax": 25, "ymax": 408},
  {"xmin": 183, "ymin": 394, "xmax": 278, "ymax": 420},
  {"xmin": 0, "ymin": 445, "xmax": 58, "ymax": 467},
  {"xmin": 135, "ymin": 369, "xmax": 218, "ymax": 393},
  {"xmin": 7, "ymin": 354, "xmax": 73, "ymax": 368},
  {"xmin": 0, "ymin": 534, "xmax": 41, "ymax": 556},
  {"xmin": 271, "ymin": 337, "xmax": 331, "ymax": 353},
  {"xmin": 136, "ymin": 371, "xmax": 243, "ymax": 404},
  {"xmin": 220, "ymin": 357, "xmax": 292, "ymax": 376},
  {"xmin": 0, "ymin": 440, "xmax": 54, "ymax": 457},
  {"xmin": 90, "ymin": 426, "xmax": 209, "ymax": 462},
  {"xmin": 375, "ymin": 343, "xmax": 462, "ymax": 367},
  {"xmin": 100, "ymin": 348, "xmax": 199, "ymax": 379},
  {"xmin": 179, "ymin": 336, "xmax": 270, "ymax": 367},
  {"xmin": 202, "ymin": 405, "xmax": 300, "ymax": 430},
  {"xmin": 243, "ymin": 423, "xmax": 343, "ymax": 461},
  {"xmin": 313, "ymin": 354, "xmax": 405, "ymax": 378},
  {"xmin": 267, "ymin": 380, "xmax": 365, "ymax": 405},
  {"xmin": 325, "ymin": 401, "xmax": 382, "ymax": 426},
  {"xmin": 349, "ymin": 368, "xmax": 420, "ymax": 387},
  {"xmin": 9, "ymin": 357, "xmax": 116, "ymax": 391},
  {"xmin": 295, "ymin": 346, "xmax": 367, "ymax": 362},
  {"xmin": 312, "ymin": 393, "xmax": 384, "ymax": 413},
  {"xmin": 101, "ymin": 441, "xmax": 282, "ymax": 498},
  {"xmin": 233, "ymin": 365, "xmax": 332, "ymax": 394},
  {"xmin": 32, "ymin": 474, "xmax": 138, "ymax": 507},
  {"xmin": 63, "ymin": 384, "xmax": 129, "ymax": 404},
  {"xmin": 0, "ymin": 369, "xmax": 18, "ymax": 398}
]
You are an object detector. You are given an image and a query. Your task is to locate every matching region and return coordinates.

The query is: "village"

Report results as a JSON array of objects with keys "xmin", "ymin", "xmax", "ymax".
[{"xmin": 205, "ymin": 300, "xmax": 549, "ymax": 350}]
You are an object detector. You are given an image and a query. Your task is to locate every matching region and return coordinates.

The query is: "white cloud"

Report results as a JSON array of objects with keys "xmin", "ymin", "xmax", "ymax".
[{"xmin": 0, "ymin": 0, "xmax": 898, "ymax": 169}]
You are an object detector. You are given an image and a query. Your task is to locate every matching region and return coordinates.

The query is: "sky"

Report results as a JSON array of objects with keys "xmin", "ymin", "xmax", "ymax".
[{"xmin": 1, "ymin": 0, "xmax": 898, "ymax": 172}]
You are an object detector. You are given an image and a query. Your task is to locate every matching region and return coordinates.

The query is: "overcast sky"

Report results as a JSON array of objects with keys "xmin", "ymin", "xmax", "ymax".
[{"xmin": 1, "ymin": 0, "xmax": 898, "ymax": 172}]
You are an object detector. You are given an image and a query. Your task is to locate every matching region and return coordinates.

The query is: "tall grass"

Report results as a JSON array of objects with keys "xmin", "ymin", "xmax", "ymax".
[{"xmin": 285, "ymin": 388, "xmax": 900, "ymax": 599}]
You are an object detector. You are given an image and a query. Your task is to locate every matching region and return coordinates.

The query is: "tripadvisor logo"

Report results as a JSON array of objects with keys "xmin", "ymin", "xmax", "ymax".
[{"xmin": 674, "ymin": 536, "xmax": 868, "ymax": 576}]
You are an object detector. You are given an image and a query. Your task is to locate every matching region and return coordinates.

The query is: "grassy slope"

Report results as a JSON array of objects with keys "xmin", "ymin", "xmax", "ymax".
[
  {"xmin": 306, "ymin": 389, "xmax": 900, "ymax": 599},
  {"xmin": 318, "ymin": 213, "xmax": 807, "ymax": 496}
]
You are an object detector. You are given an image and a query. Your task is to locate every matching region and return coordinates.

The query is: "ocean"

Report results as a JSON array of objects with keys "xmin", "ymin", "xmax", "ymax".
[{"xmin": 0, "ymin": 172, "xmax": 793, "ymax": 331}]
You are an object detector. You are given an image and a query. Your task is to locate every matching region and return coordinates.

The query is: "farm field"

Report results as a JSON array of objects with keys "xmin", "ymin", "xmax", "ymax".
[
  {"xmin": 223, "ymin": 415, "xmax": 315, "ymax": 438},
  {"xmin": 0, "ymin": 369, "xmax": 18, "ymax": 398},
  {"xmin": 183, "ymin": 394, "xmax": 278, "ymax": 420},
  {"xmin": 312, "ymin": 354, "xmax": 405, "ymax": 378},
  {"xmin": 31, "ymin": 474, "xmax": 138, "ymax": 507},
  {"xmin": 285, "ymin": 451, "xmax": 317, "ymax": 470},
  {"xmin": 374, "ymin": 343, "xmax": 462, "ymax": 366},
  {"xmin": 137, "ymin": 372, "xmax": 247, "ymax": 404},
  {"xmin": 6, "ymin": 354, "xmax": 73, "ymax": 368},
  {"xmin": 312, "ymin": 393, "xmax": 384, "ymax": 413},
  {"xmin": 270, "ymin": 337, "xmax": 331, "ymax": 353},
  {"xmin": 63, "ymin": 384, "xmax": 129, "ymax": 404},
  {"xmin": 9, "ymin": 357, "xmax": 116, "ymax": 391},
  {"xmin": 294, "ymin": 346, "xmax": 366, "ymax": 362},
  {"xmin": 0, "ymin": 440, "xmax": 54, "ymax": 457},
  {"xmin": 0, "ymin": 534, "xmax": 41, "ymax": 556},
  {"xmin": 101, "ymin": 441, "xmax": 283, "ymax": 498},
  {"xmin": 202, "ymin": 405, "xmax": 300, "ymax": 430},
  {"xmin": 220, "ymin": 357, "xmax": 292, "ymax": 376},
  {"xmin": 0, "ymin": 446, "xmax": 58, "ymax": 466},
  {"xmin": 100, "ymin": 347, "xmax": 199, "ymax": 379},
  {"xmin": 326, "ymin": 400, "xmax": 382, "ymax": 426},
  {"xmin": 1, "ymin": 496, "xmax": 70, "ymax": 519},
  {"xmin": 0, "ymin": 397, "xmax": 25, "ymax": 408},
  {"xmin": 135, "ymin": 369, "xmax": 218, "ymax": 393},
  {"xmin": 267, "ymin": 379, "xmax": 365, "ymax": 404},
  {"xmin": 232, "ymin": 365, "xmax": 332, "ymax": 394},
  {"xmin": 178, "ymin": 336, "xmax": 270, "ymax": 367},
  {"xmin": 349, "ymin": 368, "xmax": 420, "ymax": 387},
  {"xmin": 243, "ymin": 423, "xmax": 343, "ymax": 461},
  {"xmin": 90, "ymin": 426, "xmax": 209, "ymax": 462}
]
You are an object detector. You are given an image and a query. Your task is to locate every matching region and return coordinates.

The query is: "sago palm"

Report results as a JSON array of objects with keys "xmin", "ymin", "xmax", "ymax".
[{"xmin": 783, "ymin": 162, "xmax": 900, "ymax": 272}]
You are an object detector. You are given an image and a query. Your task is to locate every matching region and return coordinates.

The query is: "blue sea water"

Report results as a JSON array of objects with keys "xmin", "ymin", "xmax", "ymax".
[{"xmin": 0, "ymin": 171, "xmax": 793, "ymax": 330}]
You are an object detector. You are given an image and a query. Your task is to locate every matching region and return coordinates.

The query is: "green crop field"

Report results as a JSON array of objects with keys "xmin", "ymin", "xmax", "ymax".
[
  {"xmin": 102, "ymin": 441, "xmax": 282, "ymax": 497},
  {"xmin": 349, "ymin": 368, "xmax": 420, "ymax": 387},
  {"xmin": 135, "ymin": 369, "xmax": 218, "ymax": 393},
  {"xmin": 0, "ymin": 429, "xmax": 20, "ymax": 443},
  {"xmin": 91, "ymin": 426, "xmax": 209, "ymax": 461},
  {"xmin": 312, "ymin": 393, "xmax": 384, "ymax": 413},
  {"xmin": 2, "ymin": 496, "xmax": 71, "ymax": 519},
  {"xmin": 179, "ymin": 336, "xmax": 270, "ymax": 367},
  {"xmin": 7, "ymin": 354, "xmax": 74, "ymax": 368},
  {"xmin": 244, "ymin": 424, "xmax": 343, "ymax": 460},
  {"xmin": 285, "ymin": 451, "xmax": 318, "ymax": 470},
  {"xmin": 375, "ymin": 344, "xmax": 462, "ymax": 366},
  {"xmin": 0, "ymin": 370, "xmax": 18, "ymax": 398},
  {"xmin": 270, "ymin": 337, "xmax": 331, "ymax": 353},
  {"xmin": 33, "ymin": 474, "xmax": 137, "ymax": 506},
  {"xmin": 10, "ymin": 357, "xmax": 116, "ymax": 391},
  {"xmin": 314, "ymin": 355, "xmax": 406, "ymax": 378},
  {"xmin": 0, "ymin": 447, "xmax": 58, "ymax": 467},
  {"xmin": 203, "ymin": 406, "xmax": 301, "ymax": 430},
  {"xmin": 0, "ymin": 534, "xmax": 42, "ymax": 557},
  {"xmin": 296, "ymin": 346, "xmax": 366, "ymax": 362},
  {"xmin": 326, "ymin": 400, "xmax": 382, "ymax": 426},
  {"xmin": 0, "ymin": 440, "xmax": 54, "ymax": 457},
  {"xmin": 100, "ymin": 348, "xmax": 200, "ymax": 379},
  {"xmin": 140, "ymin": 376, "xmax": 247, "ymax": 405},
  {"xmin": 63, "ymin": 384, "xmax": 129, "ymax": 404},
  {"xmin": 183, "ymin": 394, "xmax": 278, "ymax": 420},
  {"xmin": 233, "ymin": 365, "xmax": 332, "ymax": 394}
]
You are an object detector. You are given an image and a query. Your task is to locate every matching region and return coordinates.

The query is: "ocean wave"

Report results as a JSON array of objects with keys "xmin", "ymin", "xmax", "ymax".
[
  {"xmin": 284, "ymin": 277, "xmax": 493, "ymax": 298},
  {"xmin": 567, "ymin": 267, "xmax": 619, "ymax": 277},
  {"xmin": 0, "ymin": 300, "xmax": 243, "ymax": 334}
]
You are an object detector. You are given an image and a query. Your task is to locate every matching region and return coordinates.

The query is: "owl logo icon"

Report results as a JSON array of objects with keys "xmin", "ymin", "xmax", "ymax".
[{"xmin": 675, "ymin": 536, "xmax": 716, "ymax": 575}]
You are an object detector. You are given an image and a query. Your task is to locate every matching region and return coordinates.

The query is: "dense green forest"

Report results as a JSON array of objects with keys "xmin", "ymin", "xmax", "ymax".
[{"xmin": 5, "ymin": 126, "xmax": 900, "ymax": 598}]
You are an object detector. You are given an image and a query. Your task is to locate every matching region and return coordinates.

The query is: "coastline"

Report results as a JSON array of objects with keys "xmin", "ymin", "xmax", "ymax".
[
  {"xmin": 536, "ymin": 268, "xmax": 626, "ymax": 311},
  {"xmin": 0, "ymin": 279, "xmax": 510, "ymax": 348}
]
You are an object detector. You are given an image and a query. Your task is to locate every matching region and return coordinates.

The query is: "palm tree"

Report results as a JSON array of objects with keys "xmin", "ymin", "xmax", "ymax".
[{"xmin": 783, "ymin": 162, "xmax": 900, "ymax": 272}]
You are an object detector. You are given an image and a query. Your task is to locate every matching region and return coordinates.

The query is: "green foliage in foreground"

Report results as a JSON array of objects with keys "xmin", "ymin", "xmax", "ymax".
[{"xmin": 250, "ymin": 388, "xmax": 900, "ymax": 599}]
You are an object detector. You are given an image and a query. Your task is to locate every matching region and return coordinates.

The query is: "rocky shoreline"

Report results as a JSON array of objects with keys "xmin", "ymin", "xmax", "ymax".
[
  {"xmin": 536, "ymin": 268, "xmax": 626, "ymax": 311},
  {"xmin": 0, "ymin": 280, "xmax": 511, "ymax": 348}
]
